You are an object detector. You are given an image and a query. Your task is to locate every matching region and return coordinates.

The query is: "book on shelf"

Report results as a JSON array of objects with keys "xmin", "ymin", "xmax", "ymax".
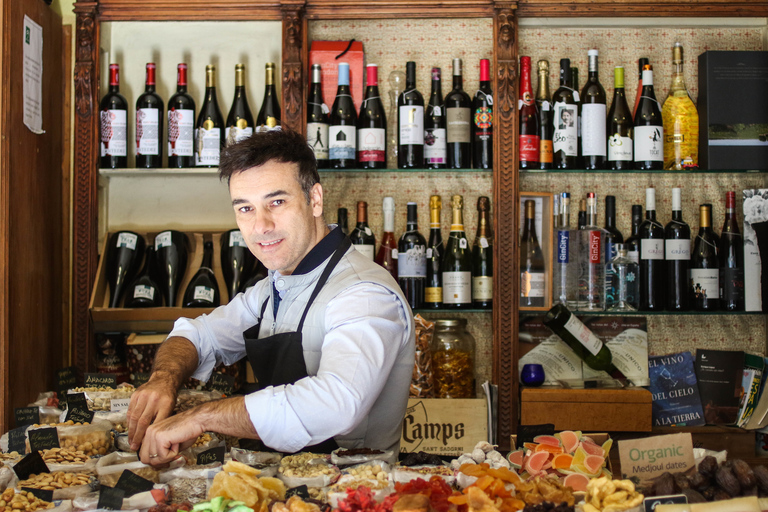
[
  {"xmin": 695, "ymin": 349, "xmax": 745, "ymax": 426},
  {"xmin": 649, "ymin": 351, "xmax": 705, "ymax": 427},
  {"xmin": 743, "ymin": 357, "xmax": 768, "ymax": 430},
  {"xmin": 736, "ymin": 353, "xmax": 764, "ymax": 428}
]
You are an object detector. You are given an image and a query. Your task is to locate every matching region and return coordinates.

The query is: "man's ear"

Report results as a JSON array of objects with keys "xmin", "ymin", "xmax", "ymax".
[{"xmin": 310, "ymin": 183, "xmax": 324, "ymax": 218}]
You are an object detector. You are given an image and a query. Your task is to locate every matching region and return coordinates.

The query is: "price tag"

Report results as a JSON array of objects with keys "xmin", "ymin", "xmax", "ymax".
[
  {"xmin": 459, "ymin": 238, "xmax": 467, "ymax": 249},
  {"xmin": 573, "ymin": 91, "xmax": 580, "ymax": 102},
  {"xmin": 541, "ymin": 100, "xmax": 550, "ymax": 111},
  {"xmin": 8, "ymin": 426, "xmax": 28, "ymax": 454},
  {"xmin": 644, "ymin": 495, "xmax": 688, "ymax": 512},
  {"xmin": 433, "ymin": 106, "xmax": 442, "ymax": 116},
  {"xmin": 392, "ymin": 249, "xmax": 399, "ymax": 258},
  {"xmin": 486, "ymin": 95, "xmax": 493, "ymax": 105},
  {"xmin": 518, "ymin": 99, "xmax": 523, "ymax": 111},
  {"xmin": 196, "ymin": 445, "xmax": 226, "ymax": 465},
  {"xmin": 15, "ymin": 407, "xmax": 39, "ymax": 428},
  {"xmin": 285, "ymin": 485, "xmax": 311, "ymax": 500},
  {"xmin": 321, "ymin": 103, "xmax": 330, "ymax": 115},
  {"xmin": 28, "ymin": 427, "xmax": 60, "ymax": 452},
  {"xmin": 111, "ymin": 398, "xmax": 131, "ymax": 412},
  {"xmin": 22, "ymin": 488, "xmax": 53, "ymax": 503},
  {"xmin": 209, "ymin": 373, "xmax": 235, "ymax": 396},
  {"xmin": 115, "ymin": 470, "xmax": 155, "ymax": 497},
  {"xmin": 13, "ymin": 452, "xmax": 49, "ymax": 481},
  {"xmin": 132, "ymin": 372, "xmax": 151, "ymax": 387},
  {"xmin": 84, "ymin": 373, "xmax": 117, "ymax": 388},
  {"xmin": 66, "ymin": 406, "xmax": 94, "ymax": 424},
  {"xmin": 480, "ymin": 237, "xmax": 489, "ymax": 249},
  {"xmin": 426, "ymin": 248, "xmax": 433, "ymax": 258},
  {"xmin": 98, "ymin": 486, "xmax": 125, "ymax": 510},
  {"xmin": 516, "ymin": 424, "xmax": 554, "ymax": 446}
]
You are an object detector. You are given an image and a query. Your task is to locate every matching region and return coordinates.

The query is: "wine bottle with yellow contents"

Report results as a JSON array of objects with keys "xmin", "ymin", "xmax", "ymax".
[
  {"xmin": 662, "ymin": 42, "xmax": 699, "ymax": 170},
  {"xmin": 441, "ymin": 195, "xmax": 472, "ymax": 309}
]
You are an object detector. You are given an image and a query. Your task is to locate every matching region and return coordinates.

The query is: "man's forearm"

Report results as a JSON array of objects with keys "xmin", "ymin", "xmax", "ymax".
[
  {"xmin": 195, "ymin": 397, "xmax": 258, "ymax": 439},
  {"xmin": 152, "ymin": 336, "xmax": 200, "ymax": 389}
]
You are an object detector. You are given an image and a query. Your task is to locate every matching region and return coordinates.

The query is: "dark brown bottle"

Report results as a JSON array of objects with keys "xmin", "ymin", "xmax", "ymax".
[
  {"xmin": 135, "ymin": 62, "xmax": 164, "ymax": 169},
  {"xmin": 472, "ymin": 197, "xmax": 493, "ymax": 308},
  {"xmin": 183, "ymin": 241, "xmax": 221, "ymax": 308},
  {"xmin": 100, "ymin": 63, "xmax": 128, "ymax": 169},
  {"xmin": 445, "ymin": 58, "xmax": 472, "ymax": 169},
  {"xmin": 168, "ymin": 63, "xmax": 196, "ymax": 168},
  {"xmin": 719, "ymin": 191, "xmax": 744, "ymax": 311}
]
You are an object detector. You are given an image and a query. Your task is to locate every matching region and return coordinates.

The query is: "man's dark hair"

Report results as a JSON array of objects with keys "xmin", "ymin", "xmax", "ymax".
[{"xmin": 219, "ymin": 129, "xmax": 320, "ymax": 203}]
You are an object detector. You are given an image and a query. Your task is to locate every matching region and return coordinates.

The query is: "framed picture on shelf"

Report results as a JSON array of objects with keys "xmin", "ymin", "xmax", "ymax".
[{"xmin": 519, "ymin": 192, "xmax": 553, "ymax": 312}]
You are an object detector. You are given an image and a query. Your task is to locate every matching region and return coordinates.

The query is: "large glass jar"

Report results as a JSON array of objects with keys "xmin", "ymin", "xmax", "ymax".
[{"xmin": 431, "ymin": 319, "xmax": 476, "ymax": 398}]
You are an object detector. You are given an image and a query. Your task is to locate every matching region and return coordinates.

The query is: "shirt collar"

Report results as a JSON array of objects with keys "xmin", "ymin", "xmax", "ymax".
[{"xmin": 289, "ymin": 225, "xmax": 346, "ymax": 276}]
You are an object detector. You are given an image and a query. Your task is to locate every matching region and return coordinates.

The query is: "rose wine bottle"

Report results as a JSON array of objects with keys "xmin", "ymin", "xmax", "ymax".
[
  {"xmin": 168, "ymin": 63, "xmax": 196, "ymax": 168},
  {"xmin": 195, "ymin": 65, "xmax": 224, "ymax": 168},
  {"xmin": 226, "ymin": 63, "xmax": 254, "ymax": 146},
  {"xmin": 135, "ymin": 62, "xmax": 163, "ymax": 169},
  {"xmin": 183, "ymin": 241, "xmax": 220, "ymax": 308},
  {"xmin": 100, "ymin": 63, "xmax": 128, "ymax": 169},
  {"xmin": 375, "ymin": 197, "xmax": 398, "ymax": 280}
]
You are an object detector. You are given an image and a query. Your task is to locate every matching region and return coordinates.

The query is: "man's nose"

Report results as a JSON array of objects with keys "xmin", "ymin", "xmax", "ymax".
[{"xmin": 252, "ymin": 209, "xmax": 275, "ymax": 234}]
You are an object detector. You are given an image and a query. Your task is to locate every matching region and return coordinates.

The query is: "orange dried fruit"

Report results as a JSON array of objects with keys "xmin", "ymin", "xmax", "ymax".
[
  {"xmin": 460, "ymin": 463, "xmax": 489, "ymax": 477},
  {"xmin": 551, "ymin": 453, "xmax": 573, "ymax": 470},
  {"xmin": 487, "ymin": 467, "xmax": 522, "ymax": 484},
  {"xmin": 534, "ymin": 443, "xmax": 564, "ymax": 454}
]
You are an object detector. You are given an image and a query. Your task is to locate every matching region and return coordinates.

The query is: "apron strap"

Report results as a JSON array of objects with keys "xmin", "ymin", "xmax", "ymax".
[{"xmin": 296, "ymin": 236, "xmax": 352, "ymax": 332}]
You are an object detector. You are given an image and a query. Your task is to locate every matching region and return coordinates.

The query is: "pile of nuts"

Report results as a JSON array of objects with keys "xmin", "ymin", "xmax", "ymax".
[
  {"xmin": 279, "ymin": 453, "xmax": 337, "ymax": 478},
  {"xmin": 191, "ymin": 433, "xmax": 213, "ymax": 448},
  {"xmin": 345, "ymin": 463, "xmax": 389, "ymax": 484},
  {"xmin": 40, "ymin": 447, "xmax": 90, "ymax": 464},
  {"xmin": 70, "ymin": 386, "xmax": 134, "ymax": 411},
  {"xmin": 32, "ymin": 420, "xmax": 89, "ymax": 428},
  {"xmin": 59, "ymin": 432, "xmax": 109, "ymax": 456},
  {"xmin": 16, "ymin": 471, "xmax": 92, "ymax": 490},
  {"xmin": 0, "ymin": 489, "xmax": 54, "ymax": 512},
  {"xmin": 0, "ymin": 452, "xmax": 20, "ymax": 461}
]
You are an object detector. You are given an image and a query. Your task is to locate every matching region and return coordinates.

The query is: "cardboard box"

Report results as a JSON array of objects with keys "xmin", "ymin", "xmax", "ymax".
[
  {"xmin": 309, "ymin": 41, "xmax": 365, "ymax": 114},
  {"xmin": 400, "ymin": 398, "xmax": 488, "ymax": 456},
  {"xmin": 520, "ymin": 388, "xmax": 652, "ymax": 432},
  {"xmin": 698, "ymin": 51, "xmax": 768, "ymax": 170}
]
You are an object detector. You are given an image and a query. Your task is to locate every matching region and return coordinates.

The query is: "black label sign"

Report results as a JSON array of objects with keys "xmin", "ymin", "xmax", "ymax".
[
  {"xmin": 13, "ymin": 452, "xmax": 49, "ymax": 480},
  {"xmin": 15, "ymin": 407, "xmax": 39, "ymax": 428},
  {"xmin": 115, "ymin": 470, "xmax": 155, "ymax": 497},
  {"xmin": 238, "ymin": 438, "xmax": 263, "ymax": 451},
  {"xmin": 644, "ymin": 495, "xmax": 688, "ymax": 512},
  {"xmin": 67, "ymin": 392, "xmax": 89, "ymax": 410},
  {"xmin": 197, "ymin": 445, "xmax": 225, "ymax": 465},
  {"xmin": 132, "ymin": 372, "xmax": 151, "ymax": 387},
  {"xmin": 28, "ymin": 427, "xmax": 60, "ymax": 452},
  {"xmin": 84, "ymin": 373, "xmax": 117, "ymax": 388},
  {"xmin": 8, "ymin": 426, "xmax": 28, "ymax": 454},
  {"xmin": 22, "ymin": 487, "xmax": 53, "ymax": 503},
  {"xmin": 98, "ymin": 486, "xmax": 125, "ymax": 510},
  {"xmin": 56, "ymin": 366, "xmax": 79, "ymax": 394},
  {"xmin": 285, "ymin": 485, "xmax": 311, "ymax": 500},
  {"xmin": 209, "ymin": 373, "xmax": 235, "ymax": 395},
  {"xmin": 65, "ymin": 406, "xmax": 94, "ymax": 424},
  {"xmin": 517, "ymin": 424, "xmax": 555, "ymax": 446}
]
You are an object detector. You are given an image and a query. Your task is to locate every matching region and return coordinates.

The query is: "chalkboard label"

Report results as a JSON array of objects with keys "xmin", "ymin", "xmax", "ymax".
[
  {"xmin": 517, "ymin": 424, "xmax": 555, "ymax": 446},
  {"xmin": 286, "ymin": 485, "xmax": 311, "ymax": 500},
  {"xmin": 132, "ymin": 373, "xmax": 151, "ymax": 387},
  {"xmin": 56, "ymin": 366, "xmax": 79, "ymax": 394},
  {"xmin": 644, "ymin": 495, "xmax": 688, "ymax": 512},
  {"xmin": 209, "ymin": 373, "xmax": 235, "ymax": 395},
  {"xmin": 115, "ymin": 470, "xmax": 155, "ymax": 497},
  {"xmin": 67, "ymin": 392, "xmax": 89, "ymax": 410},
  {"xmin": 197, "ymin": 445, "xmax": 225, "ymax": 465},
  {"xmin": 84, "ymin": 373, "xmax": 117, "ymax": 388},
  {"xmin": 22, "ymin": 487, "xmax": 54, "ymax": 503},
  {"xmin": 13, "ymin": 452, "xmax": 49, "ymax": 480},
  {"xmin": 238, "ymin": 438, "xmax": 263, "ymax": 451},
  {"xmin": 28, "ymin": 427, "xmax": 60, "ymax": 452},
  {"xmin": 15, "ymin": 407, "xmax": 39, "ymax": 428},
  {"xmin": 65, "ymin": 406, "xmax": 94, "ymax": 424},
  {"xmin": 98, "ymin": 486, "xmax": 125, "ymax": 510},
  {"xmin": 8, "ymin": 426, "xmax": 28, "ymax": 454}
]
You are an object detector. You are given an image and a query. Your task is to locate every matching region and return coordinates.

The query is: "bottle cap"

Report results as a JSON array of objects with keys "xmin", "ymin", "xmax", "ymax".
[
  {"xmin": 311, "ymin": 63, "xmax": 322, "ymax": 83},
  {"xmin": 109, "ymin": 63, "xmax": 120, "ymax": 86},
  {"xmin": 337, "ymin": 62, "xmax": 350, "ymax": 86},
  {"xmin": 726, "ymin": 191, "xmax": 736, "ymax": 209},
  {"xmin": 431, "ymin": 67, "xmax": 441, "ymax": 80},
  {"xmin": 646, "ymin": 188, "xmax": 656, "ymax": 210},
  {"xmin": 642, "ymin": 69, "xmax": 653, "ymax": 85},
  {"xmin": 383, "ymin": 196, "xmax": 395, "ymax": 212},
  {"xmin": 588, "ymin": 49, "xmax": 598, "ymax": 57},
  {"xmin": 177, "ymin": 63, "xmax": 188, "ymax": 86},
  {"xmin": 145, "ymin": 63, "xmax": 156, "ymax": 86},
  {"xmin": 672, "ymin": 187, "xmax": 682, "ymax": 211},
  {"xmin": 614, "ymin": 66, "xmax": 624, "ymax": 88},
  {"xmin": 452, "ymin": 58, "xmax": 462, "ymax": 76},
  {"xmin": 479, "ymin": 59, "xmax": 490, "ymax": 81},
  {"xmin": 366, "ymin": 64, "xmax": 378, "ymax": 86}
]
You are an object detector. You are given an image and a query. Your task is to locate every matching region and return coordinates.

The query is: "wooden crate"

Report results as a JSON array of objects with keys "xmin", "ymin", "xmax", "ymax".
[{"xmin": 401, "ymin": 398, "xmax": 488, "ymax": 456}]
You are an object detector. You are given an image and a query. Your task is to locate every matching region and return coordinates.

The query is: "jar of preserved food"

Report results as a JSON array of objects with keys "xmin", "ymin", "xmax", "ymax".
[{"xmin": 431, "ymin": 319, "xmax": 476, "ymax": 398}]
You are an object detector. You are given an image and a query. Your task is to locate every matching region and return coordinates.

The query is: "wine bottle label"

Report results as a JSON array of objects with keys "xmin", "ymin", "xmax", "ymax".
[
  {"xmin": 307, "ymin": 122, "xmax": 330, "ymax": 160},
  {"xmin": 133, "ymin": 285, "xmax": 155, "ymax": 300},
  {"xmin": 446, "ymin": 107, "xmax": 471, "ymax": 143},
  {"xmin": 563, "ymin": 314, "xmax": 602, "ymax": 357},
  {"xmin": 552, "ymin": 102, "xmax": 578, "ymax": 157},
  {"xmin": 424, "ymin": 128, "xmax": 447, "ymax": 163},
  {"xmin": 397, "ymin": 246, "xmax": 427, "ymax": 278},
  {"xmin": 589, "ymin": 230, "xmax": 601, "ymax": 264},
  {"xmin": 519, "ymin": 135, "xmax": 540, "ymax": 162},
  {"xmin": 442, "ymin": 271, "xmax": 472, "ymax": 304},
  {"xmin": 690, "ymin": 268, "xmax": 718, "ymax": 300},
  {"xmin": 155, "ymin": 231, "xmax": 172, "ymax": 249},
  {"xmin": 426, "ymin": 248, "xmax": 433, "ymax": 258},
  {"xmin": 116, "ymin": 232, "xmax": 138, "ymax": 250},
  {"xmin": 634, "ymin": 125, "xmax": 664, "ymax": 162},
  {"xmin": 353, "ymin": 243, "xmax": 375, "ymax": 260},
  {"xmin": 101, "ymin": 109, "xmax": 127, "ymax": 157},
  {"xmin": 608, "ymin": 134, "xmax": 633, "ymax": 161},
  {"xmin": 473, "ymin": 106, "xmax": 493, "ymax": 138},
  {"xmin": 192, "ymin": 286, "xmax": 215, "ymax": 303},
  {"xmin": 580, "ymin": 104, "xmax": 607, "ymax": 157},
  {"xmin": 357, "ymin": 128, "xmax": 386, "ymax": 163},
  {"xmin": 627, "ymin": 249, "xmax": 639, "ymax": 265},
  {"xmin": 329, "ymin": 125, "xmax": 357, "ymax": 160},
  {"xmin": 425, "ymin": 287, "xmax": 442, "ymax": 303},
  {"xmin": 520, "ymin": 271, "xmax": 545, "ymax": 298},
  {"xmin": 539, "ymin": 139, "xmax": 553, "ymax": 164},
  {"xmin": 195, "ymin": 127, "xmax": 221, "ymax": 166},
  {"xmin": 557, "ymin": 230, "xmax": 570, "ymax": 263},
  {"xmin": 399, "ymin": 105, "xmax": 425, "ymax": 145},
  {"xmin": 640, "ymin": 239, "xmax": 664, "ymax": 260},
  {"xmin": 720, "ymin": 267, "xmax": 744, "ymax": 302},
  {"xmin": 665, "ymin": 239, "xmax": 691, "ymax": 260},
  {"xmin": 168, "ymin": 108, "xmax": 194, "ymax": 156},
  {"xmin": 225, "ymin": 126, "xmax": 254, "ymax": 147},
  {"xmin": 136, "ymin": 108, "xmax": 160, "ymax": 156},
  {"xmin": 229, "ymin": 231, "xmax": 246, "ymax": 247},
  {"xmin": 473, "ymin": 275, "xmax": 493, "ymax": 300}
]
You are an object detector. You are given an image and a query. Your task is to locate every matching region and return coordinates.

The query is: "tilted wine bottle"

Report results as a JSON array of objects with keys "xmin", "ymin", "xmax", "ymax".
[
  {"xmin": 183, "ymin": 241, "xmax": 221, "ymax": 308},
  {"xmin": 195, "ymin": 65, "xmax": 224, "ymax": 167},
  {"xmin": 100, "ymin": 63, "xmax": 128, "ymax": 169},
  {"xmin": 168, "ymin": 63, "xmax": 196, "ymax": 168},
  {"xmin": 155, "ymin": 230, "xmax": 190, "ymax": 307},
  {"xmin": 135, "ymin": 62, "xmax": 163, "ymax": 169},
  {"xmin": 106, "ymin": 231, "xmax": 146, "ymax": 308},
  {"xmin": 126, "ymin": 246, "xmax": 162, "ymax": 308},
  {"xmin": 226, "ymin": 63, "xmax": 254, "ymax": 146},
  {"xmin": 221, "ymin": 229, "xmax": 256, "ymax": 302}
]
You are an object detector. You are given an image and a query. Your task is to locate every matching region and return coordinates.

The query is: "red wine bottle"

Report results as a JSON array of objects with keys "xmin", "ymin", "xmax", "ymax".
[
  {"xmin": 357, "ymin": 64, "xmax": 387, "ymax": 169},
  {"xmin": 719, "ymin": 191, "xmax": 744, "ymax": 311},
  {"xmin": 307, "ymin": 64, "xmax": 330, "ymax": 169},
  {"xmin": 445, "ymin": 58, "xmax": 472, "ymax": 169},
  {"xmin": 398, "ymin": 202, "xmax": 427, "ymax": 309},
  {"xmin": 518, "ymin": 56, "xmax": 540, "ymax": 169},
  {"xmin": 350, "ymin": 201, "xmax": 375, "ymax": 260},
  {"xmin": 195, "ymin": 65, "xmax": 225, "ymax": 168},
  {"xmin": 552, "ymin": 59, "xmax": 578, "ymax": 169},
  {"xmin": 100, "ymin": 63, "xmax": 128, "ymax": 169},
  {"xmin": 473, "ymin": 196, "xmax": 493, "ymax": 309},
  {"xmin": 221, "ymin": 229, "xmax": 256, "ymax": 302},
  {"xmin": 183, "ymin": 241, "xmax": 220, "ymax": 308},
  {"xmin": 126, "ymin": 246, "xmax": 162, "ymax": 308},
  {"xmin": 376, "ymin": 197, "xmax": 398, "ymax": 280},
  {"xmin": 135, "ymin": 62, "xmax": 163, "ymax": 169},
  {"xmin": 398, "ymin": 61, "xmax": 424, "ymax": 169},
  {"xmin": 692, "ymin": 204, "xmax": 719, "ymax": 311},
  {"xmin": 624, "ymin": 204, "xmax": 643, "ymax": 264},
  {"xmin": 639, "ymin": 188, "xmax": 666, "ymax": 310},
  {"xmin": 155, "ymin": 230, "xmax": 189, "ymax": 307},
  {"xmin": 665, "ymin": 187, "xmax": 691, "ymax": 311},
  {"xmin": 329, "ymin": 62, "xmax": 357, "ymax": 169},
  {"xmin": 256, "ymin": 62, "xmax": 281, "ymax": 132},
  {"xmin": 535, "ymin": 59, "xmax": 553, "ymax": 170},
  {"xmin": 226, "ymin": 63, "xmax": 254, "ymax": 146},
  {"xmin": 472, "ymin": 59, "xmax": 493, "ymax": 170},
  {"xmin": 106, "ymin": 231, "xmax": 146, "ymax": 308},
  {"xmin": 424, "ymin": 67, "xmax": 447, "ymax": 169},
  {"xmin": 580, "ymin": 49, "xmax": 607, "ymax": 170},
  {"xmin": 168, "ymin": 63, "xmax": 196, "ymax": 168},
  {"xmin": 634, "ymin": 66, "xmax": 663, "ymax": 170},
  {"xmin": 425, "ymin": 195, "xmax": 444, "ymax": 309}
]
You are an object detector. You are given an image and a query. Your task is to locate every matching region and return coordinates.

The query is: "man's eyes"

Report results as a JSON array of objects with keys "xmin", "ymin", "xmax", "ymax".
[
  {"xmin": 270, "ymin": 199, "xmax": 285, "ymax": 207},
  {"xmin": 237, "ymin": 205, "xmax": 253, "ymax": 214}
]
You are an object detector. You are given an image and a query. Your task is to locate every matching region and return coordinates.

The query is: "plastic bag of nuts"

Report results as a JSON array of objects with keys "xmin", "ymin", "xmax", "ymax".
[
  {"xmin": 0, "ymin": 488, "xmax": 54, "ymax": 512},
  {"xmin": 51, "ymin": 421, "xmax": 113, "ymax": 457},
  {"xmin": 411, "ymin": 314, "xmax": 435, "ymax": 398},
  {"xmin": 40, "ymin": 447, "xmax": 98, "ymax": 473},
  {"xmin": 16, "ymin": 470, "xmax": 95, "ymax": 500}
]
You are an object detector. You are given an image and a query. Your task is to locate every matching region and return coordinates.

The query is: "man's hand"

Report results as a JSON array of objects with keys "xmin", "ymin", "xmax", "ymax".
[
  {"xmin": 138, "ymin": 408, "xmax": 203, "ymax": 466},
  {"xmin": 126, "ymin": 372, "xmax": 178, "ymax": 451}
]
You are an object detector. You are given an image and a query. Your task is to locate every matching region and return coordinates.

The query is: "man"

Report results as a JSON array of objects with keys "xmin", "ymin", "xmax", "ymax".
[
  {"xmin": 559, "ymin": 108, "xmax": 574, "ymax": 130},
  {"xmin": 127, "ymin": 129, "xmax": 415, "ymax": 466}
]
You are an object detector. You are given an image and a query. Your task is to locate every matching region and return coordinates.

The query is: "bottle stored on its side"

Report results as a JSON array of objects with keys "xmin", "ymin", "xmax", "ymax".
[
  {"xmin": 578, "ymin": 193, "xmax": 605, "ymax": 311},
  {"xmin": 337, "ymin": 207, "xmax": 349, "ymax": 235},
  {"xmin": 375, "ymin": 197, "xmax": 399, "ymax": 280},
  {"xmin": 195, "ymin": 65, "xmax": 224, "ymax": 168},
  {"xmin": 220, "ymin": 229, "xmax": 256, "ymax": 302},
  {"xmin": 183, "ymin": 241, "xmax": 221, "ymax": 308},
  {"xmin": 424, "ymin": 67, "xmax": 447, "ymax": 169},
  {"xmin": 472, "ymin": 59, "xmax": 493, "ymax": 169},
  {"xmin": 256, "ymin": 62, "xmax": 281, "ymax": 132},
  {"xmin": 634, "ymin": 66, "xmax": 664, "ymax": 170},
  {"xmin": 100, "ymin": 63, "xmax": 128, "ymax": 169},
  {"xmin": 126, "ymin": 246, "xmax": 162, "ymax": 308},
  {"xmin": 633, "ymin": 57, "xmax": 649, "ymax": 119},
  {"xmin": 425, "ymin": 195, "xmax": 444, "ymax": 309},
  {"xmin": 553, "ymin": 192, "xmax": 574, "ymax": 307},
  {"xmin": 168, "ymin": 63, "xmax": 196, "ymax": 168},
  {"xmin": 603, "ymin": 195, "xmax": 623, "ymax": 310},
  {"xmin": 607, "ymin": 66, "xmax": 633, "ymax": 170},
  {"xmin": 665, "ymin": 187, "xmax": 691, "ymax": 311},
  {"xmin": 521, "ymin": 199, "xmax": 546, "ymax": 308},
  {"xmin": 226, "ymin": 64, "xmax": 254, "ymax": 146},
  {"xmin": 445, "ymin": 58, "xmax": 472, "ymax": 169},
  {"xmin": 473, "ymin": 197, "xmax": 493, "ymax": 309},
  {"xmin": 519, "ymin": 56, "xmax": 540, "ymax": 170},
  {"xmin": 536, "ymin": 59, "xmax": 553, "ymax": 170},
  {"xmin": 307, "ymin": 64, "xmax": 330, "ymax": 169},
  {"xmin": 106, "ymin": 231, "xmax": 146, "ymax": 308},
  {"xmin": 136, "ymin": 62, "xmax": 163, "ymax": 169},
  {"xmin": 398, "ymin": 61, "xmax": 425, "ymax": 168},
  {"xmin": 441, "ymin": 195, "xmax": 473, "ymax": 309},
  {"xmin": 552, "ymin": 59, "xmax": 579, "ymax": 169},
  {"xmin": 639, "ymin": 188, "xmax": 666, "ymax": 310},
  {"xmin": 662, "ymin": 42, "xmax": 699, "ymax": 170},
  {"xmin": 625, "ymin": 204, "xmax": 643, "ymax": 265},
  {"xmin": 719, "ymin": 191, "xmax": 744, "ymax": 310},
  {"xmin": 398, "ymin": 202, "xmax": 428, "ymax": 309},
  {"xmin": 350, "ymin": 201, "xmax": 375, "ymax": 260},
  {"xmin": 155, "ymin": 230, "xmax": 190, "ymax": 307},
  {"xmin": 329, "ymin": 62, "xmax": 358, "ymax": 169},
  {"xmin": 691, "ymin": 204, "xmax": 720, "ymax": 311},
  {"xmin": 357, "ymin": 63, "xmax": 387, "ymax": 169},
  {"xmin": 580, "ymin": 49, "xmax": 607, "ymax": 170}
]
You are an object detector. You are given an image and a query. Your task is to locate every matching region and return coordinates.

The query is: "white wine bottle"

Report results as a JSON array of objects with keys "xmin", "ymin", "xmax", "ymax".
[{"xmin": 441, "ymin": 195, "xmax": 472, "ymax": 309}]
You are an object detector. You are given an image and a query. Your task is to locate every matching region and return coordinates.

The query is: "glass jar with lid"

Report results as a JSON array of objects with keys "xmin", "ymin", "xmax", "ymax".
[{"xmin": 431, "ymin": 319, "xmax": 476, "ymax": 398}]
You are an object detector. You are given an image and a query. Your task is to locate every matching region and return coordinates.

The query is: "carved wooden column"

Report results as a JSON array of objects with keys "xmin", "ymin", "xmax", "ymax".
[
  {"xmin": 281, "ymin": 2, "xmax": 307, "ymax": 135},
  {"xmin": 492, "ymin": 1, "xmax": 519, "ymax": 448},
  {"xmin": 72, "ymin": 1, "xmax": 100, "ymax": 373}
]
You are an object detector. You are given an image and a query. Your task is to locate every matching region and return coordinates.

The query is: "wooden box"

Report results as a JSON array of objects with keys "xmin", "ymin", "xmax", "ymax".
[
  {"xmin": 400, "ymin": 398, "xmax": 488, "ymax": 456},
  {"xmin": 519, "ymin": 192, "xmax": 553, "ymax": 311},
  {"xmin": 520, "ymin": 388, "xmax": 652, "ymax": 432}
]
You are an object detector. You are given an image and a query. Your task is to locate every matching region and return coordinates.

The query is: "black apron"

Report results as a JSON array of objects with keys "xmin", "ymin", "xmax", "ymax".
[{"xmin": 242, "ymin": 236, "xmax": 351, "ymax": 454}]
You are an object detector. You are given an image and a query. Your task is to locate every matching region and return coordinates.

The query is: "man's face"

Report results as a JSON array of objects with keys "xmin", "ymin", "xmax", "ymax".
[
  {"xmin": 562, "ymin": 110, "xmax": 573, "ymax": 126},
  {"xmin": 230, "ymin": 161, "xmax": 324, "ymax": 275}
]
